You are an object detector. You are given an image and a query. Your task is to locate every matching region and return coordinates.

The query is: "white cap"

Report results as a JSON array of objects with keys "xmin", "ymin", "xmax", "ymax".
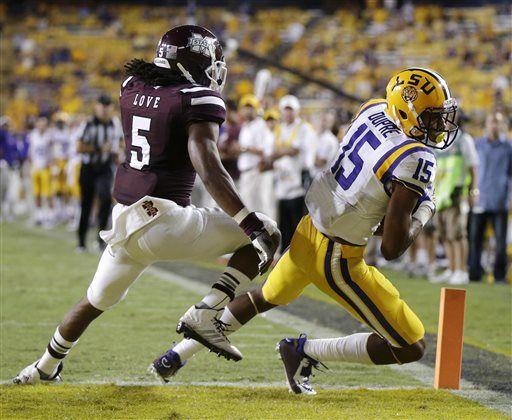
[{"xmin": 279, "ymin": 95, "xmax": 300, "ymax": 112}]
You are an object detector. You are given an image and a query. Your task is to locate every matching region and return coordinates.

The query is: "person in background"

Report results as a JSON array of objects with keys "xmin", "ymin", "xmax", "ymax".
[
  {"xmin": 76, "ymin": 95, "xmax": 122, "ymax": 252},
  {"xmin": 270, "ymin": 95, "xmax": 317, "ymax": 252},
  {"xmin": 431, "ymin": 112, "xmax": 479, "ymax": 285},
  {"xmin": 312, "ymin": 110, "xmax": 339, "ymax": 178},
  {"xmin": 0, "ymin": 117, "xmax": 18, "ymax": 221},
  {"xmin": 469, "ymin": 111, "xmax": 512, "ymax": 283},
  {"xmin": 28, "ymin": 116, "xmax": 54, "ymax": 227},
  {"xmin": 51, "ymin": 112, "xmax": 73, "ymax": 223},
  {"xmin": 237, "ymin": 94, "xmax": 274, "ymax": 217},
  {"xmin": 218, "ymin": 99, "xmax": 242, "ymax": 185}
]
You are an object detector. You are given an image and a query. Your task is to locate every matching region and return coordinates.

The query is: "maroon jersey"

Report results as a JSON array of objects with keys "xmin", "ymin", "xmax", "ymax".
[{"xmin": 114, "ymin": 76, "xmax": 226, "ymax": 206}]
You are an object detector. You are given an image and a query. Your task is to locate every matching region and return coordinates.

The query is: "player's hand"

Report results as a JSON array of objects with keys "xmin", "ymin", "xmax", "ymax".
[{"xmin": 239, "ymin": 212, "xmax": 280, "ymax": 274}]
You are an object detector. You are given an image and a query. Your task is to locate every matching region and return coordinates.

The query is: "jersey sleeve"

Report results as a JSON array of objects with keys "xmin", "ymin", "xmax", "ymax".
[
  {"xmin": 181, "ymin": 87, "xmax": 226, "ymax": 126},
  {"xmin": 391, "ymin": 149, "xmax": 437, "ymax": 197}
]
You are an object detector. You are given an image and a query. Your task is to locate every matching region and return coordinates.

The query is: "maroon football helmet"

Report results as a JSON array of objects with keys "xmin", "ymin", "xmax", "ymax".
[{"xmin": 153, "ymin": 25, "xmax": 227, "ymax": 92}]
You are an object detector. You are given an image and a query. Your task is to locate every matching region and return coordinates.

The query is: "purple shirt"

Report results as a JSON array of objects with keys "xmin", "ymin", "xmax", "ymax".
[{"xmin": 114, "ymin": 77, "xmax": 226, "ymax": 206}]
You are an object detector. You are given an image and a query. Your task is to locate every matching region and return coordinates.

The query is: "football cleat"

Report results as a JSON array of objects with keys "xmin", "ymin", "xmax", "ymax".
[
  {"xmin": 148, "ymin": 348, "xmax": 186, "ymax": 383},
  {"xmin": 276, "ymin": 334, "xmax": 326, "ymax": 395},
  {"xmin": 13, "ymin": 361, "xmax": 63, "ymax": 385},
  {"xmin": 176, "ymin": 304, "xmax": 242, "ymax": 362}
]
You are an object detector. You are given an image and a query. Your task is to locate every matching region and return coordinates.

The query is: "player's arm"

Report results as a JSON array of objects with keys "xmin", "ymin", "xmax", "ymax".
[
  {"xmin": 380, "ymin": 182, "xmax": 433, "ymax": 260},
  {"xmin": 188, "ymin": 121, "xmax": 244, "ymax": 215},
  {"xmin": 188, "ymin": 121, "xmax": 280, "ymax": 273}
]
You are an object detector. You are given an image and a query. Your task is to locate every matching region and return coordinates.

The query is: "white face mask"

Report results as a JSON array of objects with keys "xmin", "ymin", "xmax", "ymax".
[{"xmin": 205, "ymin": 60, "xmax": 227, "ymax": 93}]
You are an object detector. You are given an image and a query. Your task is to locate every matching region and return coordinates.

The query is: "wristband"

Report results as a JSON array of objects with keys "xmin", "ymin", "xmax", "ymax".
[
  {"xmin": 239, "ymin": 212, "xmax": 264, "ymax": 237},
  {"xmin": 233, "ymin": 207, "xmax": 251, "ymax": 224},
  {"xmin": 412, "ymin": 200, "xmax": 435, "ymax": 227}
]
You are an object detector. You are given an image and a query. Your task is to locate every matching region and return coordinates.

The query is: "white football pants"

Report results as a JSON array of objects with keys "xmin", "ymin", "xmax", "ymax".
[{"xmin": 86, "ymin": 197, "xmax": 273, "ymax": 311}]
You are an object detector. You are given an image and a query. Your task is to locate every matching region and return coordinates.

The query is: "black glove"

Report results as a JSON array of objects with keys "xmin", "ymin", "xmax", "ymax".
[{"xmin": 239, "ymin": 212, "xmax": 280, "ymax": 274}]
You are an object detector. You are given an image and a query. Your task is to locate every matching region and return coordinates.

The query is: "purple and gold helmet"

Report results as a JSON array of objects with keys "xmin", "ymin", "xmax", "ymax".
[{"xmin": 154, "ymin": 25, "xmax": 227, "ymax": 92}]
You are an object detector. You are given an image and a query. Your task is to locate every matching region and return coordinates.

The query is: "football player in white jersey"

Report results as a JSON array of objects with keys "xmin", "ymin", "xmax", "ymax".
[
  {"xmin": 29, "ymin": 116, "xmax": 54, "ymax": 226},
  {"xmin": 163, "ymin": 68, "xmax": 458, "ymax": 394}
]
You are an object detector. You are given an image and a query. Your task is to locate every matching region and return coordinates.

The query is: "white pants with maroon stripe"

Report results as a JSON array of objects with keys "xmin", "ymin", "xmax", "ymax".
[{"xmin": 86, "ymin": 196, "xmax": 275, "ymax": 311}]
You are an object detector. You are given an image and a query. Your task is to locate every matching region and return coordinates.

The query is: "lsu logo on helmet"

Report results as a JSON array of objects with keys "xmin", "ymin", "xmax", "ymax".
[{"xmin": 386, "ymin": 68, "xmax": 458, "ymax": 149}]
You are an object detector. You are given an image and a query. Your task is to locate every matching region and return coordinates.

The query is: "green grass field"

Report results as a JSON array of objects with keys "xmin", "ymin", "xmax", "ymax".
[{"xmin": 1, "ymin": 223, "xmax": 509, "ymax": 418}]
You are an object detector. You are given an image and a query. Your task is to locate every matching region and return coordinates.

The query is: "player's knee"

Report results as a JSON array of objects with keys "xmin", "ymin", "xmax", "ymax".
[
  {"xmin": 86, "ymin": 285, "xmax": 127, "ymax": 311},
  {"xmin": 396, "ymin": 339, "xmax": 425, "ymax": 364}
]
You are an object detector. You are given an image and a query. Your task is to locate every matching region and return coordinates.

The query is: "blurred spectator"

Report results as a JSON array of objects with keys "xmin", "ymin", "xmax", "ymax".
[
  {"xmin": 218, "ymin": 100, "xmax": 242, "ymax": 184},
  {"xmin": 270, "ymin": 95, "xmax": 317, "ymax": 252},
  {"xmin": 76, "ymin": 95, "xmax": 121, "ymax": 252},
  {"xmin": 468, "ymin": 111, "xmax": 512, "ymax": 283},
  {"xmin": 0, "ymin": 117, "xmax": 18, "ymax": 221},
  {"xmin": 312, "ymin": 110, "xmax": 339, "ymax": 178},
  {"xmin": 237, "ymin": 94, "xmax": 274, "ymax": 218},
  {"xmin": 28, "ymin": 116, "xmax": 54, "ymax": 227},
  {"xmin": 431, "ymin": 113, "xmax": 479, "ymax": 285},
  {"xmin": 51, "ymin": 112, "xmax": 74, "ymax": 223}
]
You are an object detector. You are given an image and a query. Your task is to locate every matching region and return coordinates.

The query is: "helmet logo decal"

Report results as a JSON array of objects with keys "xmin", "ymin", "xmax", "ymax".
[
  {"xmin": 187, "ymin": 33, "xmax": 216, "ymax": 57},
  {"xmin": 401, "ymin": 86, "xmax": 418, "ymax": 102},
  {"xmin": 157, "ymin": 44, "xmax": 177, "ymax": 59}
]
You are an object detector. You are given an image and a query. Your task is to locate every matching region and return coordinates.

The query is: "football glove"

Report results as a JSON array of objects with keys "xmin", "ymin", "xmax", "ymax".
[
  {"xmin": 412, "ymin": 186, "xmax": 436, "ymax": 227},
  {"xmin": 239, "ymin": 212, "xmax": 280, "ymax": 274}
]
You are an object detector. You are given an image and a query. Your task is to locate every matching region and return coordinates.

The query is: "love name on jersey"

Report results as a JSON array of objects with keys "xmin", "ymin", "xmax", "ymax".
[
  {"xmin": 132, "ymin": 93, "xmax": 161, "ymax": 109},
  {"xmin": 368, "ymin": 111, "xmax": 401, "ymax": 138}
]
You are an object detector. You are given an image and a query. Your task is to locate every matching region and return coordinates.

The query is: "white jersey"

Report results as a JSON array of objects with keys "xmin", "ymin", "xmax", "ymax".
[
  {"xmin": 273, "ymin": 118, "xmax": 317, "ymax": 200},
  {"xmin": 306, "ymin": 100, "xmax": 436, "ymax": 245},
  {"xmin": 312, "ymin": 129, "xmax": 339, "ymax": 177},
  {"xmin": 28, "ymin": 129, "xmax": 53, "ymax": 169},
  {"xmin": 238, "ymin": 117, "xmax": 272, "ymax": 172},
  {"xmin": 51, "ymin": 126, "xmax": 73, "ymax": 161}
]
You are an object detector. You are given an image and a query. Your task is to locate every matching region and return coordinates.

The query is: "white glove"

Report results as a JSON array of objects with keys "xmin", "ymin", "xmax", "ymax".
[
  {"xmin": 412, "ymin": 188, "xmax": 436, "ymax": 227},
  {"xmin": 235, "ymin": 209, "xmax": 281, "ymax": 274}
]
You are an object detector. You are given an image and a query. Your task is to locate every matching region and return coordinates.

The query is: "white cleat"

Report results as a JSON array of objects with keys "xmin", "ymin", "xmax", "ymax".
[
  {"xmin": 13, "ymin": 361, "xmax": 63, "ymax": 385},
  {"xmin": 448, "ymin": 271, "xmax": 469, "ymax": 285},
  {"xmin": 176, "ymin": 305, "xmax": 242, "ymax": 362},
  {"xmin": 429, "ymin": 269, "xmax": 452, "ymax": 284}
]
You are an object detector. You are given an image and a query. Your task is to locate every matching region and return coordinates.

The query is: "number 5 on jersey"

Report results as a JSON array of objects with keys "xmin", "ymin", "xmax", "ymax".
[{"xmin": 130, "ymin": 115, "xmax": 151, "ymax": 170}]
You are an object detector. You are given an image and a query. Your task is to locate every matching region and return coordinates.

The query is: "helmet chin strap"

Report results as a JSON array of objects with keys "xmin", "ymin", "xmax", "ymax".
[{"xmin": 177, "ymin": 62, "xmax": 197, "ymax": 85}]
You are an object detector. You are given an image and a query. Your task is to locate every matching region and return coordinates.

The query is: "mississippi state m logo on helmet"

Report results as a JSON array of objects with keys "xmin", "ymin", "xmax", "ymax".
[{"xmin": 187, "ymin": 33, "xmax": 216, "ymax": 57}]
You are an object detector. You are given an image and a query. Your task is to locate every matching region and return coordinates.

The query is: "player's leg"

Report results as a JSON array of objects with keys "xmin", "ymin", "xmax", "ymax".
[
  {"xmin": 302, "ymin": 241, "xmax": 426, "ymax": 367},
  {"xmin": 31, "ymin": 170, "xmax": 43, "ymax": 224},
  {"xmin": 41, "ymin": 167, "xmax": 55, "ymax": 227},
  {"xmin": 77, "ymin": 168, "xmax": 95, "ymax": 249},
  {"xmin": 468, "ymin": 212, "xmax": 486, "ymax": 281},
  {"xmin": 492, "ymin": 211, "xmax": 508, "ymax": 282},
  {"xmin": 152, "ymin": 215, "xmax": 312, "ymax": 381},
  {"xmin": 95, "ymin": 172, "xmax": 113, "ymax": 250},
  {"xmin": 14, "ymin": 246, "xmax": 146, "ymax": 384},
  {"xmin": 167, "ymin": 207, "xmax": 279, "ymax": 360}
]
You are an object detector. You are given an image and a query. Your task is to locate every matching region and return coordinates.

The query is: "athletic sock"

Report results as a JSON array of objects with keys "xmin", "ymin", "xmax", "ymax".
[
  {"xmin": 174, "ymin": 307, "xmax": 243, "ymax": 361},
  {"xmin": 37, "ymin": 327, "xmax": 79, "ymax": 376},
  {"xmin": 200, "ymin": 267, "xmax": 251, "ymax": 310},
  {"xmin": 303, "ymin": 333, "xmax": 374, "ymax": 364}
]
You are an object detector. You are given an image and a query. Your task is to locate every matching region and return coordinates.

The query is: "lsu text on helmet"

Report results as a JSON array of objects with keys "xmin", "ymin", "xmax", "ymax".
[{"xmin": 386, "ymin": 68, "xmax": 458, "ymax": 149}]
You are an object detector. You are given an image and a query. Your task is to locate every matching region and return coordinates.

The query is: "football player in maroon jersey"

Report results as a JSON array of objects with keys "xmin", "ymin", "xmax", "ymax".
[{"xmin": 14, "ymin": 25, "xmax": 280, "ymax": 385}]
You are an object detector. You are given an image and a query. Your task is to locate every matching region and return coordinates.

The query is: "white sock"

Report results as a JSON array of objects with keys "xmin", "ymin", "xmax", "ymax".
[
  {"xmin": 174, "ymin": 307, "xmax": 244, "ymax": 361},
  {"xmin": 201, "ymin": 267, "xmax": 251, "ymax": 310},
  {"xmin": 37, "ymin": 327, "xmax": 79, "ymax": 375},
  {"xmin": 303, "ymin": 333, "xmax": 373, "ymax": 364}
]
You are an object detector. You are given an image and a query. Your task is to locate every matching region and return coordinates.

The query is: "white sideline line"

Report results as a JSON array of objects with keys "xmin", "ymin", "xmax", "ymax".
[
  {"xmin": 7, "ymin": 226, "xmax": 511, "ymax": 415},
  {"xmin": 0, "ymin": 378, "xmax": 427, "ymax": 390}
]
